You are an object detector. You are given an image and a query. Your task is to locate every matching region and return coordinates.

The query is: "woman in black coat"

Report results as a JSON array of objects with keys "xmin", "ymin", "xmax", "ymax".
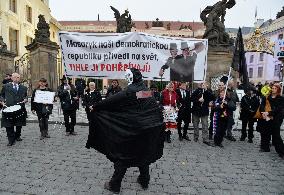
[
  {"xmin": 31, "ymin": 78, "xmax": 53, "ymax": 139},
  {"xmin": 259, "ymin": 84, "xmax": 284, "ymax": 159}
]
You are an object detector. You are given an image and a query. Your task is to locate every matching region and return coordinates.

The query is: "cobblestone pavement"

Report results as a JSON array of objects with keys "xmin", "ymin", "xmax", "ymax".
[{"xmin": 0, "ymin": 122, "xmax": 284, "ymax": 195}]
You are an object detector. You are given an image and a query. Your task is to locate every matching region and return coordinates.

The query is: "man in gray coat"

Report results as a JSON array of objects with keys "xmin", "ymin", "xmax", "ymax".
[{"xmin": 0, "ymin": 73, "xmax": 28, "ymax": 146}]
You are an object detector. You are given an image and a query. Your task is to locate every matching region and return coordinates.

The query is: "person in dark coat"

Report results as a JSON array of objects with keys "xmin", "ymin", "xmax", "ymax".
[
  {"xmin": 209, "ymin": 81, "xmax": 225, "ymax": 139},
  {"xmin": 259, "ymin": 83, "xmax": 284, "ymax": 159},
  {"xmin": 2, "ymin": 73, "xmax": 12, "ymax": 84},
  {"xmin": 0, "ymin": 73, "xmax": 28, "ymax": 146},
  {"xmin": 57, "ymin": 76, "xmax": 79, "ymax": 135},
  {"xmin": 212, "ymin": 90, "xmax": 236, "ymax": 147},
  {"xmin": 191, "ymin": 82, "xmax": 215, "ymax": 145},
  {"xmin": 150, "ymin": 84, "xmax": 161, "ymax": 103},
  {"xmin": 86, "ymin": 68, "xmax": 164, "ymax": 194},
  {"xmin": 31, "ymin": 78, "xmax": 54, "ymax": 140},
  {"xmin": 75, "ymin": 78, "xmax": 86, "ymax": 98},
  {"xmin": 82, "ymin": 81, "xmax": 102, "ymax": 121},
  {"xmin": 105, "ymin": 79, "xmax": 122, "ymax": 98},
  {"xmin": 224, "ymin": 80, "xmax": 239, "ymax": 141},
  {"xmin": 239, "ymin": 86, "xmax": 259, "ymax": 143},
  {"xmin": 176, "ymin": 82, "xmax": 191, "ymax": 141}
]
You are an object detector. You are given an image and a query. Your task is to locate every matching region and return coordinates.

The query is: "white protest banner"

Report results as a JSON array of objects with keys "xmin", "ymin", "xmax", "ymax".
[
  {"xmin": 34, "ymin": 90, "xmax": 55, "ymax": 104},
  {"xmin": 59, "ymin": 31, "xmax": 208, "ymax": 82},
  {"xmin": 274, "ymin": 40, "xmax": 284, "ymax": 58}
]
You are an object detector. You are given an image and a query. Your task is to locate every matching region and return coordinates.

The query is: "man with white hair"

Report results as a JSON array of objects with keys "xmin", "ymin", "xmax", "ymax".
[
  {"xmin": 191, "ymin": 81, "xmax": 215, "ymax": 145},
  {"xmin": 82, "ymin": 81, "xmax": 102, "ymax": 121},
  {"xmin": 0, "ymin": 73, "xmax": 28, "ymax": 146}
]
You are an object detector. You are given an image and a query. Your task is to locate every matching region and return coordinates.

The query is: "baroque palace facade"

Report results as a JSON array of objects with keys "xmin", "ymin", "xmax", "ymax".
[
  {"xmin": 0, "ymin": 0, "xmax": 206, "ymax": 89},
  {"xmin": 244, "ymin": 15, "xmax": 284, "ymax": 84}
]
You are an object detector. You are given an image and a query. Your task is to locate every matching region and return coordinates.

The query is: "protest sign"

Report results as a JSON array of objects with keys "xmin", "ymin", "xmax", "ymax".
[{"xmin": 59, "ymin": 31, "xmax": 208, "ymax": 82}]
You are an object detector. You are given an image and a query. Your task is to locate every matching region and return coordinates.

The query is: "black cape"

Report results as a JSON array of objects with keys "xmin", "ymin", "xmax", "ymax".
[{"xmin": 86, "ymin": 81, "xmax": 165, "ymax": 167}]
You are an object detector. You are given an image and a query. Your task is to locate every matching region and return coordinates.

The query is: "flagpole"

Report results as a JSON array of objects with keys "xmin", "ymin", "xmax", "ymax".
[{"xmin": 223, "ymin": 67, "xmax": 232, "ymax": 101}]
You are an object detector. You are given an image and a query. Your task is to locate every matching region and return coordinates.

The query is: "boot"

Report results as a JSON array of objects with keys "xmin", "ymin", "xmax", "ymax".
[
  {"xmin": 167, "ymin": 131, "xmax": 171, "ymax": 143},
  {"xmin": 104, "ymin": 182, "xmax": 120, "ymax": 194},
  {"xmin": 40, "ymin": 131, "xmax": 45, "ymax": 140}
]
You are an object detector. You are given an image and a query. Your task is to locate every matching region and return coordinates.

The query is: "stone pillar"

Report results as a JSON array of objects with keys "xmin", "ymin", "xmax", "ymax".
[
  {"xmin": 25, "ymin": 41, "xmax": 59, "ymax": 92},
  {"xmin": 0, "ymin": 52, "xmax": 16, "ymax": 87},
  {"xmin": 206, "ymin": 47, "xmax": 237, "ymax": 88},
  {"xmin": 0, "ymin": 36, "xmax": 16, "ymax": 88},
  {"xmin": 25, "ymin": 15, "xmax": 60, "ymax": 92}
]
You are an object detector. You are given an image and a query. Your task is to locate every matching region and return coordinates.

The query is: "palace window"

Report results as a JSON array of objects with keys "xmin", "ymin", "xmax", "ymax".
[
  {"xmin": 26, "ymin": 5, "xmax": 32, "ymax": 23},
  {"xmin": 274, "ymin": 64, "xmax": 281, "ymax": 77},
  {"xmin": 259, "ymin": 53, "xmax": 264, "ymax": 61},
  {"xmin": 9, "ymin": 28, "xmax": 18, "ymax": 55},
  {"xmin": 249, "ymin": 55, "xmax": 254, "ymax": 63},
  {"xmin": 9, "ymin": 0, "xmax": 17, "ymax": 13},
  {"xmin": 257, "ymin": 67, "xmax": 263, "ymax": 78},
  {"xmin": 278, "ymin": 34, "xmax": 283, "ymax": 40},
  {"xmin": 248, "ymin": 68, "xmax": 253, "ymax": 78}
]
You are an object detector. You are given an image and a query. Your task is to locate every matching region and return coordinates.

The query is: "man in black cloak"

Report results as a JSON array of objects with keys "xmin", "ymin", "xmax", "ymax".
[{"xmin": 86, "ymin": 68, "xmax": 165, "ymax": 194}]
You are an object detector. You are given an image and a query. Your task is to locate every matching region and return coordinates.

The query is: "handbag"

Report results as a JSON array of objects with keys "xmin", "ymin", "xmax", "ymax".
[{"xmin": 253, "ymin": 97, "xmax": 271, "ymax": 119}]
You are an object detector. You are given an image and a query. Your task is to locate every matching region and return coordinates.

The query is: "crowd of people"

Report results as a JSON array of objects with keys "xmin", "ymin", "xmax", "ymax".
[{"xmin": 0, "ymin": 71, "xmax": 284, "ymax": 193}]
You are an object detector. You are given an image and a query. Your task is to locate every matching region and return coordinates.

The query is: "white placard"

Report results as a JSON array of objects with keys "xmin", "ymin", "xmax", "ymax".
[
  {"xmin": 34, "ymin": 90, "xmax": 55, "ymax": 104},
  {"xmin": 236, "ymin": 89, "xmax": 245, "ymax": 101}
]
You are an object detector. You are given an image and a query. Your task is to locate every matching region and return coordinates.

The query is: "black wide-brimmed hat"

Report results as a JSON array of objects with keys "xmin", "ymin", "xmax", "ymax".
[{"xmin": 128, "ymin": 68, "xmax": 143, "ymax": 83}]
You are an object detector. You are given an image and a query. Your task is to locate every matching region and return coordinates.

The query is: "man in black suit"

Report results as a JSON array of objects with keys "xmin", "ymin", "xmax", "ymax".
[
  {"xmin": 57, "ymin": 76, "xmax": 79, "ymax": 135},
  {"xmin": 0, "ymin": 73, "xmax": 28, "ymax": 146},
  {"xmin": 176, "ymin": 82, "xmax": 191, "ymax": 141}
]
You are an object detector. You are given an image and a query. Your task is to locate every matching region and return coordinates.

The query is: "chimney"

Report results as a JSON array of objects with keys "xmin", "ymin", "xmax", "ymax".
[{"xmin": 98, "ymin": 14, "xmax": 100, "ymax": 21}]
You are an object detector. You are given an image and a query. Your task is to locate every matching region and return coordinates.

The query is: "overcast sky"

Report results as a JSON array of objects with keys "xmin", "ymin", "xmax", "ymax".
[{"xmin": 49, "ymin": 0, "xmax": 283, "ymax": 28}]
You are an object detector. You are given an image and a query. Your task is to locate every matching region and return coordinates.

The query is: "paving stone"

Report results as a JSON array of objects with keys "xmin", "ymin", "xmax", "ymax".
[{"xmin": 0, "ymin": 122, "xmax": 283, "ymax": 194}]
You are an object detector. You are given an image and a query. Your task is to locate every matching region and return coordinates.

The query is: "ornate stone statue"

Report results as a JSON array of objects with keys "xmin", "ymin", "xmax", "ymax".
[
  {"xmin": 0, "ymin": 36, "xmax": 8, "ymax": 52},
  {"xmin": 200, "ymin": 0, "xmax": 236, "ymax": 46},
  {"xmin": 244, "ymin": 28, "xmax": 273, "ymax": 54},
  {"xmin": 276, "ymin": 7, "xmax": 284, "ymax": 19},
  {"xmin": 110, "ymin": 6, "xmax": 133, "ymax": 33},
  {"xmin": 152, "ymin": 18, "xmax": 163, "ymax": 27},
  {"xmin": 34, "ymin": 14, "xmax": 50, "ymax": 43}
]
